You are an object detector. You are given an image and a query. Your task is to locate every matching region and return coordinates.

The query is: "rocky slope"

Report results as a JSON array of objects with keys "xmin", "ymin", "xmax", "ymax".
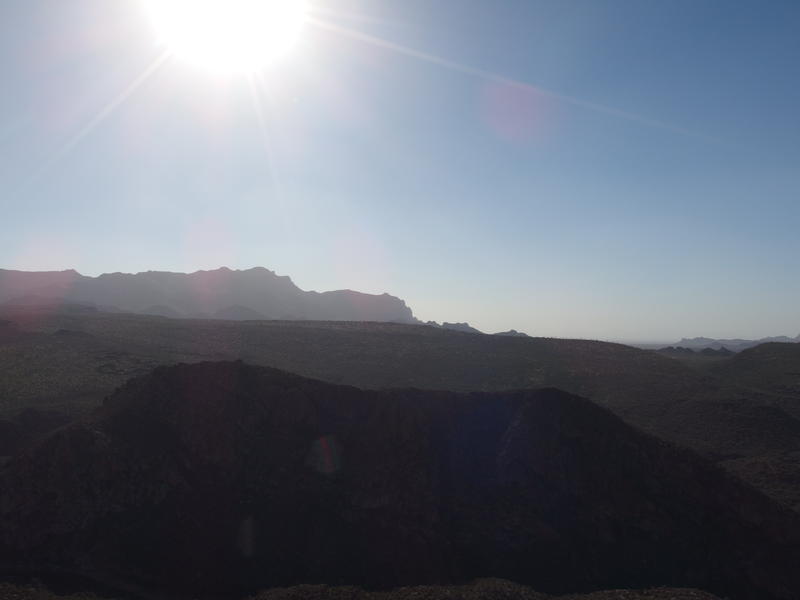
[
  {"xmin": 2, "ymin": 312, "xmax": 800, "ymax": 512},
  {"xmin": 0, "ymin": 268, "xmax": 416, "ymax": 324},
  {"xmin": 711, "ymin": 342, "xmax": 800, "ymax": 410},
  {"xmin": 1, "ymin": 362, "xmax": 799, "ymax": 599}
]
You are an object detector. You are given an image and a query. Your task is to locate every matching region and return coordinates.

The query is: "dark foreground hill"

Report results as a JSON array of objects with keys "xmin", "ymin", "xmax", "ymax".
[
  {"xmin": 3, "ymin": 311, "xmax": 800, "ymax": 512},
  {"xmin": 704, "ymin": 343, "xmax": 800, "ymax": 506},
  {"xmin": 711, "ymin": 342, "xmax": 800, "ymax": 414},
  {"xmin": 1, "ymin": 362, "xmax": 799, "ymax": 600}
]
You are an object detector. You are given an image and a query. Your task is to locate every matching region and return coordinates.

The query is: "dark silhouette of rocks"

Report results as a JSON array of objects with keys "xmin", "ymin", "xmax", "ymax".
[
  {"xmin": 1, "ymin": 362, "xmax": 799, "ymax": 600},
  {"xmin": 657, "ymin": 346, "xmax": 733, "ymax": 358},
  {"xmin": 426, "ymin": 324, "xmax": 530, "ymax": 337},
  {"xmin": 441, "ymin": 322, "xmax": 482, "ymax": 334},
  {"xmin": 494, "ymin": 329, "xmax": 529, "ymax": 337},
  {"xmin": 3, "ymin": 313, "xmax": 800, "ymax": 512},
  {"xmin": 657, "ymin": 346, "xmax": 697, "ymax": 355},
  {"xmin": 0, "ymin": 268, "xmax": 416, "ymax": 324},
  {"xmin": 677, "ymin": 335, "xmax": 800, "ymax": 352},
  {"xmin": 699, "ymin": 347, "xmax": 733, "ymax": 357},
  {"xmin": 426, "ymin": 321, "xmax": 483, "ymax": 334}
]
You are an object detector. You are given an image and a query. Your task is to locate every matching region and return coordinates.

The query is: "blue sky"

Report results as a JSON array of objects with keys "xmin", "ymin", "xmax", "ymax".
[{"xmin": 1, "ymin": 0, "xmax": 799, "ymax": 341}]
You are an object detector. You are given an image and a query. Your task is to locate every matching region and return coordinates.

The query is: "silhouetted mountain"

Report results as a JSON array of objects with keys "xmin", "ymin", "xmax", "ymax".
[
  {"xmin": 426, "ymin": 321, "xmax": 483, "ymax": 334},
  {"xmin": 0, "ymin": 268, "xmax": 416, "ymax": 324},
  {"xmin": 493, "ymin": 329, "xmax": 529, "ymax": 337},
  {"xmin": 0, "ymin": 269, "xmax": 82, "ymax": 300},
  {"xmin": 700, "ymin": 347, "xmax": 733, "ymax": 357},
  {"xmin": 1, "ymin": 361, "xmax": 798, "ymax": 600},
  {"xmin": 677, "ymin": 335, "xmax": 800, "ymax": 352},
  {"xmin": 657, "ymin": 346, "xmax": 733, "ymax": 358},
  {"xmin": 657, "ymin": 346, "xmax": 697, "ymax": 356}
]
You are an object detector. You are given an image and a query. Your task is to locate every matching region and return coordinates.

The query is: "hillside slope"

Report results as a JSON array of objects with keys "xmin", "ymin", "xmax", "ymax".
[
  {"xmin": 711, "ymin": 343, "xmax": 800, "ymax": 411},
  {"xmin": 1, "ymin": 362, "xmax": 797, "ymax": 600},
  {"xmin": 2, "ymin": 311, "xmax": 800, "ymax": 511}
]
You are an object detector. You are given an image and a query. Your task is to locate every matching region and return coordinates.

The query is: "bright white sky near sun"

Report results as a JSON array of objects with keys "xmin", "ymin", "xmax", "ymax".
[{"xmin": 1, "ymin": 0, "xmax": 799, "ymax": 342}]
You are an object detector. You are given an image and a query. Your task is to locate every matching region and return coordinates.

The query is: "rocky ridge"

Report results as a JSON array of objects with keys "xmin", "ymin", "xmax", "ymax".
[{"xmin": 1, "ymin": 362, "xmax": 799, "ymax": 599}]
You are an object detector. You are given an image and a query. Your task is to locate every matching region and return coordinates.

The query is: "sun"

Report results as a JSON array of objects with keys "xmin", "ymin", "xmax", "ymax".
[{"xmin": 144, "ymin": 0, "xmax": 308, "ymax": 74}]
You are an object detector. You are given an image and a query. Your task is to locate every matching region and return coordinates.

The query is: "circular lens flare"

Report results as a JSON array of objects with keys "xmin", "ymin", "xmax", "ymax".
[{"xmin": 144, "ymin": 0, "xmax": 308, "ymax": 74}]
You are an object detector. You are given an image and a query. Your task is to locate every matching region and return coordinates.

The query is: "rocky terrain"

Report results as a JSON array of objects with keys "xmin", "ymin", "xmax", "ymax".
[
  {"xmin": 1, "ymin": 362, "xmax": 799, "ymax": 600},
  {"xmin": 711, "ymin": 342, "xmax": 800, "ymax": 411},
  {"xmin": 2, "ymin": 310, "xmax": 800, "ymax": 512}
]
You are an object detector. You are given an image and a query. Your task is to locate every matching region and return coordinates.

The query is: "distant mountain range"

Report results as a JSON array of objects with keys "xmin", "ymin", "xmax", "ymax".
[
  {"xmin": 676, "ymin": 334, "xmax": 800, "ymax": 352},
  {"xmin": 0, "ymin": 267, "xmax": 416, "ymax": 323},
  {"xmin": 658, "ymin": 346, "xmax": 734, "ymax": 358},
  {"xmin": 425, "ymin": 321, "xmax": 530, "ymax": 336},
  {"xmin": 0, "ymin": 268, "xmax": 533, "ymax": 336}
]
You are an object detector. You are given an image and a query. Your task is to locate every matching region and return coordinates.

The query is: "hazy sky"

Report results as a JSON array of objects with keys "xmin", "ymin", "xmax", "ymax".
[{"xmin": 1, "ymin": 0, "xmax": 799, "ymax": 341}]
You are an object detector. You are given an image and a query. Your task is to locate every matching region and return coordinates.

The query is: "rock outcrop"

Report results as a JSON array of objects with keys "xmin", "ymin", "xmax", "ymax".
[{"xmin": 1, "ymin": 362, "xmax": 799, "ymax": 599}]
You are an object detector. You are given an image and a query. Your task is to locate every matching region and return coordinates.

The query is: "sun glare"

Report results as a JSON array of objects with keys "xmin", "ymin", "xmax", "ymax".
[{"xmin": 144, "ymin": 0, "xmax": 308, "ymax": 74}]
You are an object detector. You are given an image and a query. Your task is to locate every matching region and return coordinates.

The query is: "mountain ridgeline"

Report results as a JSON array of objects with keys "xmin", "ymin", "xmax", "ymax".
[
  {"xmin": 1, "ymin": 361, "xmax": 799, "ymax": 600},
  {"xmin": 0, "ymin": 268, "xmax": 416, "ymax": 323},
  {"xmin": 675, "ymin": 334, "xmax": 800, "ymax": 352}
]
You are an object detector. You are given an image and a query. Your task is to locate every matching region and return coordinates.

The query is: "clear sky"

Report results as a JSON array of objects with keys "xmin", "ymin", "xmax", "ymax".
[{"xmin": 1, "ymin": 0, "xmax": 799, "ymax": 341}]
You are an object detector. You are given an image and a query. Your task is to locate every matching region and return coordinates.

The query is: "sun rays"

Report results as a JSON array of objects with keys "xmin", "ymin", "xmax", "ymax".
[
  {"xmin": 143, "ymin": 0, "xmax": 309, "ymax": 74},
  {"xmin": 22, "ymin": 0, "xmax": 721, "ymax": 196}
]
